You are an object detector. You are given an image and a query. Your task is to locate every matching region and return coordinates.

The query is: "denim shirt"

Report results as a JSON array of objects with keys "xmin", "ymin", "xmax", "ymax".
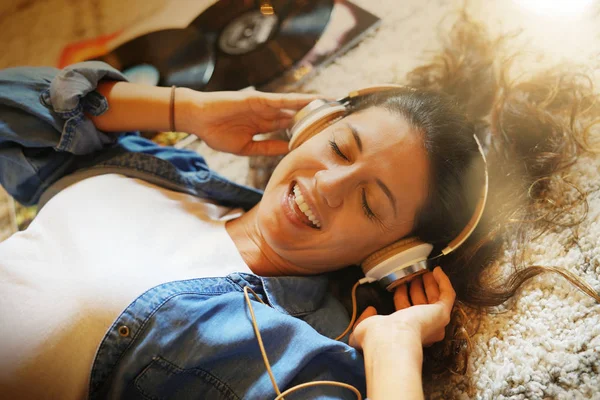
[{"xmin": 0, "ymin": 63, "xmax": 367, "ymax": 399}]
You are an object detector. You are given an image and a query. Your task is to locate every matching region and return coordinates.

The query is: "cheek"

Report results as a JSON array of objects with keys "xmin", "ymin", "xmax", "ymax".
[
  {"xmin": 256, "ymin": 201, "xmax": 283, "ymax": 248},
  {"xmin": 330, "ymin": 215, "xmax": 375, "ymax": 251},
  {"xmin": 333, "ymin": 214, "xmax": 406, "ymax": 256},
  {"xmin": 269, "ymin": 133, "xmax": 334, "ymax": 183},
  {"xmin": 263, "ymin": 151, "xmax": 312, "ymax": 194}
]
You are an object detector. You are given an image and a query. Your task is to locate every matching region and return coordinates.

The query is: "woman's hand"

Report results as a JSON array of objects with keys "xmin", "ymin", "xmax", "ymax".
[
  {"xmin": 178, "ymin": 89, "xmax": 319, "ymax": 156},
  {"xmin": 350, "ymin": 267, "xmax": 455, "ymax": 400},
  {"xmin": 348, "ymin": 267, "xmax": 456, "ymax": 351}
]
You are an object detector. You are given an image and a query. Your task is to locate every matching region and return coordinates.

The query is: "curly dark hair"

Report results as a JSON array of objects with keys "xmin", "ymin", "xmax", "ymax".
[{"xmin": 325, "ymin": 10, "xmax": 600, "ymax": 384}]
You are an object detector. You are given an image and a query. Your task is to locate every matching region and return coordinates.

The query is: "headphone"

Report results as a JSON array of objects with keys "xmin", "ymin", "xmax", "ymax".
[{"xmin": 286, "ymin": 85, "xmax": 489, "ymax": 292}]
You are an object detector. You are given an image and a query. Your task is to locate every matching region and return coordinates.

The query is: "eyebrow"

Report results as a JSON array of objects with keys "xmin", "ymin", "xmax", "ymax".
[
  {"xmin": 345, "ymin": 122, "xmax": 397, "ymax": 217},
  {"xmin": 346, "ymin": 122, "xmax": 363, "ymax": 152},
  {"xmin": 377, "ymin": 179, "xmax": 397, "ymax": 217}
]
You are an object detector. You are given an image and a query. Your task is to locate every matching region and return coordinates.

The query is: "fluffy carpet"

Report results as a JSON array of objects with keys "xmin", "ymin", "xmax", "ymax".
[{"xmin": 1, "ymin": 0, "xmax": 599, "ymax": 398}]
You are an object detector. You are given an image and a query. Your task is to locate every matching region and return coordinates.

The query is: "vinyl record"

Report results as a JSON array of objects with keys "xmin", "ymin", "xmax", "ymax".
[
  {"xmin": 94, "ymin": 27, "xmax": 215, "ymax": 90},
  {"xmin": 191, "ymin": 0, "xmax": 333, "ymax": 91}
]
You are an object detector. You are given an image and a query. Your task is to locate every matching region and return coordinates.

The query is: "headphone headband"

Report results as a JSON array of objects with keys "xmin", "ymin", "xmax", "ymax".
[
  {"xmin": 441, "ymin": 134, "xmax": 488, "ymax": 255},
  {"xmin": 346, "ymin": 84, "xmax": 415, "ymax": 99}
]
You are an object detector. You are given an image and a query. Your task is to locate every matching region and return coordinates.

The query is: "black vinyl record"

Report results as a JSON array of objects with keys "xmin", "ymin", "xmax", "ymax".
[
  {"xmin": 191, "ymin": 0, "xmax": 333, "ymax": 91},
  {"xmin": 94, "ymin": 27, "xmax": 215, "ymax": 90}
]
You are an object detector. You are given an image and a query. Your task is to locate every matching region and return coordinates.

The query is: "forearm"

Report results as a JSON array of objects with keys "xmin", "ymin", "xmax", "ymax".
[
  {"xmin": 362, "ymin": 331, "xmax": 424, "ymax": 400},
  {"xmin": 89, "ymin": 81, "xmax": 193, "ymax": 133}
]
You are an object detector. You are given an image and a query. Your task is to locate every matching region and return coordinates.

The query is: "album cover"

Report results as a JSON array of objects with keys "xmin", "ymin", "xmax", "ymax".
[{"xmin": 260, "ymin": 0, "xmax": 381, "ymax": 92}]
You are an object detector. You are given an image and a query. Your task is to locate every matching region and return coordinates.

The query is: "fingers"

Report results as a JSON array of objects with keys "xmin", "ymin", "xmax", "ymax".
[
  {"xmin": 394, "ymin": 270, "xmax": 444, "ymax": 310},
  {"xmin": 422, "ymin": 271, "xmax": 440, "ymax": 303},
  {"xmin": 255, "ymin": 108, "xmax": 296, "ymax": 121},
  {"xmin": 254, "ymin": 110, "xmax": 295, "ymax": 132},
  {"xmin": 240, "ymin": 140, "xmax": 290, "ymax": 156},
  {"xmin": 259, "ymin": 92, "xmax": 321, "ymax": 111},
  {"xmin": 432, "ymin": 266, "xmax": 456, "ymax": 313},
  {"xmin": 393, "ymin": 284, "xmax": 411, "ymax": 310},
  {"xmin": 409, "ymin": 276, "xmax": 427, "ymax": 306},
  {"xmin": 277, "ymin": 109, "xmax": 297, "ymax": 119}
]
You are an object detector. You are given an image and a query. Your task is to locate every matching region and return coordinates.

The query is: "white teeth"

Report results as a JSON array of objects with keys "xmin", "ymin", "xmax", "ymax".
[{"xmin": 293, "ymin": 184, "xmax": 321, "ymax": 228}]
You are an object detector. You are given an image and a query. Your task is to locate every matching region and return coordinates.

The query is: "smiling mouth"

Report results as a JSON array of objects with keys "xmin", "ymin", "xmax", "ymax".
[{"xmin": 288, "ymin": 182, "xmax": 321, "ymax": 229}]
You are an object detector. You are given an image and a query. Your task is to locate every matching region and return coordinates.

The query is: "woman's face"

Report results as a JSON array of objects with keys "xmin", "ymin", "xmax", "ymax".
[{"xmin": 257, "ymin": 106, "xmax": 430, "ymax": 273}]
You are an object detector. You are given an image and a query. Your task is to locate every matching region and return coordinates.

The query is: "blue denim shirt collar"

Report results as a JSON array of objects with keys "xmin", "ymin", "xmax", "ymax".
[{"xmin": 229, "ymin": 272, "xmax": 330, "ymax": 316}]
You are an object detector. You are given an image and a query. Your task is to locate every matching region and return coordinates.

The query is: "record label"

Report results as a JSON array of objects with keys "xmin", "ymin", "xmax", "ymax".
[
  {"xmin": 219, "ymin": 11, "xmax": 279, "ymax": 55},
  {"xmin": 123, "ymin": 64, "xmax": 160, "ymax": 86}
]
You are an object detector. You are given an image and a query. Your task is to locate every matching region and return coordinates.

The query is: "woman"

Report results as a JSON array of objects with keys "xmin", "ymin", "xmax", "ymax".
[
  {"xmin": 0, "ymin": 14, "xmax": 597, "ymax": 400},
  {"xmin": 0, "ymin": 64, "xmax": 456, "ymax": 399}
]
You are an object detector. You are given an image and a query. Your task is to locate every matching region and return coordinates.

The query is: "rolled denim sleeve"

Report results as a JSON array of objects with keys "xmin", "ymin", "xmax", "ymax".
[{"xmin": 0, "ymin": 61, "xmax": 129, "ymax": 205}]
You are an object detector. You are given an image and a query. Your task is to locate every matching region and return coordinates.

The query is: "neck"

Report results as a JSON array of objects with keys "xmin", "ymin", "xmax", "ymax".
[{"xmin": 225, "ymin": 207, "xmax": 299, "ymax": 277}]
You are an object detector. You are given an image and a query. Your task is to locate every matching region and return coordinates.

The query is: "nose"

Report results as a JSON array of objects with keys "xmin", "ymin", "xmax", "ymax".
[{"xmin": 314, "ymin": 167, "xmax": 355, "ymax": 209}]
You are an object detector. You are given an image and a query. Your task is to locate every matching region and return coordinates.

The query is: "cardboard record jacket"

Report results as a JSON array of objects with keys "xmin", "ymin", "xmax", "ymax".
[
  {"xmin": 191, "ymin": 0, "xmax": 333, "ymax": 91},
  {"xmin": 94, "ymin": 27, "xmax": 215, "ymax": 90}
]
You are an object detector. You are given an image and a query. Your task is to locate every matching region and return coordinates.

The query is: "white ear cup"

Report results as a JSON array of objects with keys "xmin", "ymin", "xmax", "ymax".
[
  {"xmin": 361, "ymin": 237, "xmax": 434, "ymax": 291},
  {"xmin": 288, "ymin": 102, "xmax": 347, "ymax": 150}
]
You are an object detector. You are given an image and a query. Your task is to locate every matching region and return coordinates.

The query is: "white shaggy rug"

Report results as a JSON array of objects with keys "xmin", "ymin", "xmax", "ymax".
[{"xmin": 1, "ymin": 0, "xmax": 599, "ymax": 398}]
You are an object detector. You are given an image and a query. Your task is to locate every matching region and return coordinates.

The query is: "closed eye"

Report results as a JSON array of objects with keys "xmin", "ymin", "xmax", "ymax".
[
  {"xmin": 329, "ymin": 138, "xmax": 377, "ymax": 221},
  {"xmin": 328, "ymin": 139, "xmax": 349, "ymax": 161},
  {"xmin": 362, "ymin": 188, "xmax": 377, "ymax": 221}
]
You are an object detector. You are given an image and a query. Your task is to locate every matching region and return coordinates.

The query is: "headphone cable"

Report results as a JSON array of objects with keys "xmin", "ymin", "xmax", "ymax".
[{"xmin": 243, "ymin": 280, "xmax": 367, "ymax": 400}]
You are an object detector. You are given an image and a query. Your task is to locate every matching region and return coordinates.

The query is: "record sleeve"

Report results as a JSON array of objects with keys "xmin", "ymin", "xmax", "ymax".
[{"xmin": 261, "ymin": 0, "xmax": 381, "ymax": 92}]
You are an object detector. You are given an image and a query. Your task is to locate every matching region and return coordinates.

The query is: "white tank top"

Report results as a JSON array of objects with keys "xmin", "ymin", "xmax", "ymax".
[{"xmin": 0, "ymin": 174, "xmax": 252, "ymax": 399}]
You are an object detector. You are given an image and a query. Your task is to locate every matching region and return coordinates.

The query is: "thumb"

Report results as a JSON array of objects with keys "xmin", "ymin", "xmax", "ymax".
[
  {"xmin": 348, "ymin": 306, "xmax": 377, "ymax": 350},
  {"xmin": 353, "ymin": 306, "xmax": 378, "ymax": 331}
]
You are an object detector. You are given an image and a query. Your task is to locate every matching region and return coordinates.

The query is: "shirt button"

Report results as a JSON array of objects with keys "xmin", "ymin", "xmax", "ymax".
[{"xmin": 118, "ymin": 325, "xmax": 130, "ymax": 337}]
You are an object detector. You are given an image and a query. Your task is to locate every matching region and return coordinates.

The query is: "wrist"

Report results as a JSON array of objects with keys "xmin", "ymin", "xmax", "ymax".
[
  {"xmin": 363, "ymin": 324, "xmax": 423, "ymax": 360},
  {"xmin": 174, "ymin": 87, "xmax": 203, "ymax": 134},
  {"xmin": 362, "ymin": 326, "xmax": 424, "ymax": 400}
]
